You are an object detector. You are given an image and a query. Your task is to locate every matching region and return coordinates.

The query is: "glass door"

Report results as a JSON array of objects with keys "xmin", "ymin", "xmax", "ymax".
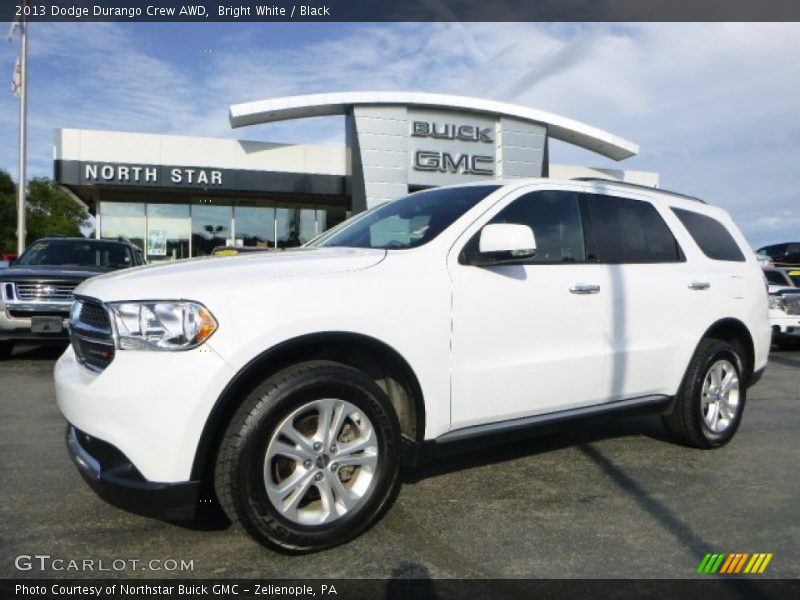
[
  {"xmin": 146, "ymin": 203, "xmax": 190, "ymax": 262},
  {"xmin": 192, "ymin": 202, "xmax": 233, "ymax": 257},
  {"xmin": 234, "ymin": 205, "xmax": 276, "ymax": 249}
]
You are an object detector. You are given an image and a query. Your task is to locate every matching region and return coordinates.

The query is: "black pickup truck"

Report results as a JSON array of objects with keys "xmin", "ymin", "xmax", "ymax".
[{"xmin": 0, "ymin": 237, "xmax": 145, "ymax": 359}]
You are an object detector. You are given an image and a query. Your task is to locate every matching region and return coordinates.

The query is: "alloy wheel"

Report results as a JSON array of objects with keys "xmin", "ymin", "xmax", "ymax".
[{"xmin": 263, "ymin": 398, "xmax": 379, "ymax": 526}]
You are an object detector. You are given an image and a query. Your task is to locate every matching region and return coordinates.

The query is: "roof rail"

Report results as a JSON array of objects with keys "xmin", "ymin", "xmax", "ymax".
[{"xmin": 571, "ymin": 177, "xmax": 707, "ymax": 204}]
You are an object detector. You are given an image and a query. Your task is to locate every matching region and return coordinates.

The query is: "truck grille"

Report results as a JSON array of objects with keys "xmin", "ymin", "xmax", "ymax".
[
  {"xmin": 70, "ymin": 298, "xmax": 115, "ymax": 372},
  {"xmin": 785, "ymin": 294, "xmax": 800, "ymax": 316},
  {"xmin": 15, "ymin": 282, "xmax": 77, "ymax": 302}
]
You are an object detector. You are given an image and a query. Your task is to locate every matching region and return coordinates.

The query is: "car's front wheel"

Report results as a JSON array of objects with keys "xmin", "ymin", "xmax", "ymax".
[
  {"xmin": 0, "ymin": 341, "xmax": 13, "ymax": 360},
  {"xmin": 214, "ymin": 360, "xmax": 402, "ymax": 553},
  {"xmin": 663, "ymin": 338, "xmax": 746, "ymax": 448}
]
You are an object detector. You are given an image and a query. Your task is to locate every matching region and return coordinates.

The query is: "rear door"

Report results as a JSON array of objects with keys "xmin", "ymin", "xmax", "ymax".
[{"xmin": 584, "ymin": 192, "xmax": 699, "ymax": 400}]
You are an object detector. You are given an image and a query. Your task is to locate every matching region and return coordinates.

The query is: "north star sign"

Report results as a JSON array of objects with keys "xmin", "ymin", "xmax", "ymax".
[
  {"xmin": 83, "ymin": 163, "xmax": 223, "ymax": 186},
  {"xmin": 410, "ymin": 120, "xmax": 495, "ymax": 176}
]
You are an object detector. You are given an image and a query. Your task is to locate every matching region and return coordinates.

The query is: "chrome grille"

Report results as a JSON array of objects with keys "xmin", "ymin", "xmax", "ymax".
[
  {"xmin": 70, "ymin": 298, "xmax": 115, "ymax": 372},
  {"xmin": 784, "ymin": 294, "xmax": 800, "ymax": 316},
  {"xmin": 15, "ymin": 282, "xmax": 77, "ymax": 302}
]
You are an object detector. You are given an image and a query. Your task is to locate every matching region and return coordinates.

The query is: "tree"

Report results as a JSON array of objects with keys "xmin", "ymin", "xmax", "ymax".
[
  {"xmin": 0, "ymin": 169, "xmax": 90, "ymax": 254},
  {"xmin": 0, "ymin": 171, "xmax": 16, "ymax": 253}
]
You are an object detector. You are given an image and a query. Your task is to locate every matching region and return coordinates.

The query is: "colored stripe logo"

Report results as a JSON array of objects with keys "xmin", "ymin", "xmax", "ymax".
[{"xmin": 697, "ymin": 553, "xmax": 773, "ymax": 574}]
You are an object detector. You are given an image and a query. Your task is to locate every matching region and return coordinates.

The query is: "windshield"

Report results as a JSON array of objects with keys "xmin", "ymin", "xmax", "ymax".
[
  {"xmin": 309, "ymin": 185, "xmax": 500, "ymax": 250},
  {"xmin": 765, "ymin": 270, "xmax": 790, "ymax": 286},
  {"xmin": 16, "ymin": 239, "xmax": 134, "ymax": 269}
]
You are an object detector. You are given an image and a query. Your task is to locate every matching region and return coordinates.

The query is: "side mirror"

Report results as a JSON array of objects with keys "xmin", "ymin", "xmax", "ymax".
[{"xmin": 473, "ymin": 223, "xmax": 536, "ymax": 265}]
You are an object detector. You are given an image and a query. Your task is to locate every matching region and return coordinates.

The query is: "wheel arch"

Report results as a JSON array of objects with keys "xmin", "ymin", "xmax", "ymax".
[
  {"xmin": 191, "ymin": 332, "xmax": 426, "ymax": 482},
  {"xmin": 699, "ymin": 317, "xmax": 755, "ymax": 379}
]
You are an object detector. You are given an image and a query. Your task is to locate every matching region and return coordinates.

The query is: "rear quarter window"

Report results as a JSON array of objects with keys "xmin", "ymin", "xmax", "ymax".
[
  {"xmin": 672, "ymin": 208, "xmax": 746, "ymax": 262},
  {"xmin": 587, "ymin": 195, "xmax": 683, "ymax": 264}
]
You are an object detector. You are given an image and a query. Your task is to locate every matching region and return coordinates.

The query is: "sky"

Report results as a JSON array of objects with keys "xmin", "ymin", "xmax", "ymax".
[{"xmin": 0, "ymin": 21, "xmax": 798, "ymax": 248}]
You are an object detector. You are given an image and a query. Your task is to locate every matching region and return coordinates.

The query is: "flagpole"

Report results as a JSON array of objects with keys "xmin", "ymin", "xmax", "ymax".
[{"xmin": 16, "ymin": 17, "xmax": 28, "ymax": 255}]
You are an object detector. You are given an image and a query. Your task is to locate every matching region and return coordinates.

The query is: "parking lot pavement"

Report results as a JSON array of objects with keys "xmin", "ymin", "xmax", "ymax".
[{"xmin": 1, "ymin": 344, "xmax": 798, "ymax": 580}]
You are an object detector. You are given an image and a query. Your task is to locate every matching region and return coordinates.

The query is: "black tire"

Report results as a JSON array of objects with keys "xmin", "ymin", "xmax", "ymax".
[
  {"xmin": 662, "ymin": 338, "xmax": 747, "ymax": 449},
  {"xmin": 213, "ymin": 360, "xmax": 402, "ymax": 553},
  {"xmin": 0, "ymin": 341, "xmax": 13, "ymax": 360}
]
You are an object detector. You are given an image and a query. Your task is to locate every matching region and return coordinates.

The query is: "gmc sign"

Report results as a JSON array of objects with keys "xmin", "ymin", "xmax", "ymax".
[{"xmin": 413, "ymin": 151, "xmax": 494, "ymax": 175}]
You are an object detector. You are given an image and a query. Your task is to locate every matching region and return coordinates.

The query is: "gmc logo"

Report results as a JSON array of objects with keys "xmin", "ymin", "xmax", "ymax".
[
  {"xmin": 411, "ymin": 121, "xmax": 493, "ymax": 143},
  {"xmin": 413, "ymin": 151, "xmax": 494, "ymax": 175}
]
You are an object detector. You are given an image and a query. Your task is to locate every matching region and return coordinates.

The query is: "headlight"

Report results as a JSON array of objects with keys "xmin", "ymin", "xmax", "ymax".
[
  {"xmin": 768, "ymin": 295, "xmax": 785, "ymax": 311},
  {"xmin": 108, "ymin": 301, "xmax": 217, "ymax": 351}
]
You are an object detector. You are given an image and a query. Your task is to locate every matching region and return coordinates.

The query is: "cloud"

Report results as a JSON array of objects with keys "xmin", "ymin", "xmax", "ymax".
[
  {"xmin": 1, "ymin": 22, "xmax": 798, "ymax": 247},
  {"xmin": 757, "ymin": 215, "xmax": 798, "ymax": 230}
]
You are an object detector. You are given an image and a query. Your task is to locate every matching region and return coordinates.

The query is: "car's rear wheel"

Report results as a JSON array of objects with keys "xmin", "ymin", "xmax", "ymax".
[
  {"xmin": 0, "ymin": 341, "xmax": 13, "ymax": 360},
  {"xmin": 663, "ymin": 338, "xmax": 746, "ymax": 448},
  {"xmin": 214, "ymin": 360, "xmax": 402, "ymax": 553}
]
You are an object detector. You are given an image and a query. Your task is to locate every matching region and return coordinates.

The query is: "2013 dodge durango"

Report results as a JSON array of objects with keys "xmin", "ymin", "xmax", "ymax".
[{"xmin": 54, "ymin": 179, "xmax": 771, "ymax": 552}]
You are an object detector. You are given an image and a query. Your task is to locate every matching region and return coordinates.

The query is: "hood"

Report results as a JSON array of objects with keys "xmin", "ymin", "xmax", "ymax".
[
  {"xmin": 770, "ymin": 286, "xmax": 800, "ymax": 296},
  {"xmin": 76, "ymin": 247, "xmax": 387, "ymax": 301},
  {"xmin": 0, "ymin": 265, "xmax": 109, "ymax": 283}
]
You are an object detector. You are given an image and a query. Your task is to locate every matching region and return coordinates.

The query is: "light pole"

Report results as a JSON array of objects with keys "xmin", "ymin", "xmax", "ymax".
[
  {"xmin": 10, "ymin": 12, "xmax": 28, "ymax": 256},
  {"xmin": 17, "ymin": 18, "xmax": 28, "ymax": 255}
]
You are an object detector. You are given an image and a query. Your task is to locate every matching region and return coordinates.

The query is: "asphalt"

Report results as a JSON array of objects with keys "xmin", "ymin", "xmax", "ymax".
[{"xmin": 0, "ymin": 343, "xmax": 798, "ymax": 580}]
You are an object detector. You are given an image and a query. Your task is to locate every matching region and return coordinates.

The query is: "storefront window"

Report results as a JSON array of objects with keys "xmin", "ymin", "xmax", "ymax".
[
  {"xmin": 99, "ymin": 201, "xmax": 146, "ymax": 251},
  {"xmin": 98, "ymin": 197, "xmax": 347, "ymax": 258},
  {"xmin": 276, "ymin": 208, "xmax": 301, "ymax": 248},
  {"xmin": 234, "ymin": 205, "xmax": 276, "ymax": 248},
  {"xmin": 147, "ymin": 204, "xmax": 190, "ymax": 261},
  {"xmin": 298, "ymin": 209, "xmax": 319, "ymax": 245},
  {"xmin": 324, "ymin": 207, "xmax": 346, "ymax": 232},
  {"xmin": 192, "ymin": 203, "xmax": 233, "ymax": 257}
]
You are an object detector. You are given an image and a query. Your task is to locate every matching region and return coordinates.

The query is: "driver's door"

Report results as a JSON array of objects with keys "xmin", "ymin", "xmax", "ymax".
[{"xmin": 448, "ymin": 188, "xmax": 611, "ymax": 430}]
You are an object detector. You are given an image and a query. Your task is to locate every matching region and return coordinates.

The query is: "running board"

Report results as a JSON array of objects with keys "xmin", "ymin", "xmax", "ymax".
[{"xmin": 436, "ymin": 395, "xmax": 674, "ymax": 445}]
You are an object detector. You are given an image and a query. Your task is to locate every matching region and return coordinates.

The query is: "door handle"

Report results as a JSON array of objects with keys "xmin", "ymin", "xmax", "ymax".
[
  {"xmin": 688, "ymin": 281, "xmax": 711, "ymax": 291},
  {"xmin": 570, "ymin": 283, "xmax": 601, "ymax": 294}
]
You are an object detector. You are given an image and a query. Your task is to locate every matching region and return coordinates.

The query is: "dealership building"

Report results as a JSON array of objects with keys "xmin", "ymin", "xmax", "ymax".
[{"xmin": 53, "ymin": 92, "xmax": 657, "ymax": 261}]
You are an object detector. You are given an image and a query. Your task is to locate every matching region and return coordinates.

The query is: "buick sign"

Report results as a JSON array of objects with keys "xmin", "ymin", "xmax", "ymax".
[{"xmin": 411, "ymin": 121, "xmax": 494, "ymax": 143}]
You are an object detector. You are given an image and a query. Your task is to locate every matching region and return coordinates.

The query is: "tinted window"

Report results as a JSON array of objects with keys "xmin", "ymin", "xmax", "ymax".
[
  {"xmin": 672, "ymin": 208, "xmax": 745, "ymax": 262},
  {"xmin": 784, "ymin": 244, "xmax": 800, "ymax": 263},
  {"xmin": 588, "ymin": 195, "xmax": 682, "ymax": 263},
  {"xmin": 786, "ymin": 271, "xmax": 800, "ymax": 286},
  {"xmin": 757, "ymin": 244, "xmax": 785, "ymax": 259},
  {"xmin": 16, "ymin": 240, "xmax": 134, "ymax": 269},
  {"xmin": 476, "ymin": 191, "xmax": 587, "ymax": 263},
  {"xmin": 312, "ymin": 185, "xmax": 499, "ymax": 250}
]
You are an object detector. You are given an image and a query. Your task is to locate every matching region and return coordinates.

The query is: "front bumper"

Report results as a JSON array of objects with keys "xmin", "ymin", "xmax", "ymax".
[
  {"xmin": 0, "ymin": 304, "xmax": 70, "ymax": 342},
  {"xmin": 55, "ymin": 343, "xmax": 236, "ymax": 483},
  {"xmin": 66, "ymin": 426, "xmax": 199, "ymax": 521},
  {"xmin": 770, "ymin": 314, "xmax": 800, "ymax": 338}
]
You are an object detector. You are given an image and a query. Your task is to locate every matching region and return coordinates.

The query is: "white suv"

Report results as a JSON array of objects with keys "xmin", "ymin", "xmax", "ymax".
[
  {"xmin": 764, "ymin": 267, "xmax": 800, "ymax": 349},
  {"xmin": 55, "ymin": 179, "xmax": 771, "ymax": 552}
]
